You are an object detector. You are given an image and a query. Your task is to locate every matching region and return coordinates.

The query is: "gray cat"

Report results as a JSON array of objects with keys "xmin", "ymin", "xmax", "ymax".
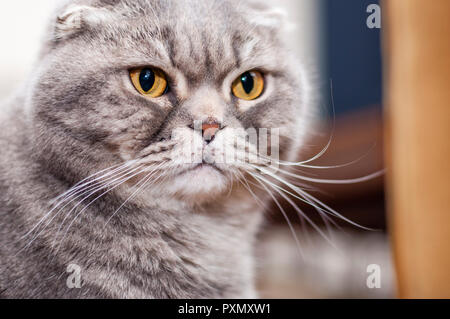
[{"xmin": 0, "ymin": 0, "xmax": 312, "ymax": 298}]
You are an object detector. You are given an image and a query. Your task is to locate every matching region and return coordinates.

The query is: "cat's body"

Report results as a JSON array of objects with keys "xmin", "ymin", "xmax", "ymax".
[{"xmin": 0, "ymin": 0, "xmax": 311, "ymax": 298}]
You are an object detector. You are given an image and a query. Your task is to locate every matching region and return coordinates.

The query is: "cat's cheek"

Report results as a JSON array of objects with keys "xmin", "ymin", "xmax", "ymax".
[{"xmin": 104, "ymin": 132, "xmax": 144, "ymax": 161}]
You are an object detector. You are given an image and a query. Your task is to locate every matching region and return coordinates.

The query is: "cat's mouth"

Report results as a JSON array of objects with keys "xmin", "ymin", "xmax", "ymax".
[{"xmin": 178, "ymin": 162, "xmax": 224, "ymax": 176}]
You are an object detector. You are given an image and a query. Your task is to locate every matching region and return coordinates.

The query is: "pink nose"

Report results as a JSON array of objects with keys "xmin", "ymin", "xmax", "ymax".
[{"xmin": 202, "ymin": 122, "xmax": 220, "ymax": 144}]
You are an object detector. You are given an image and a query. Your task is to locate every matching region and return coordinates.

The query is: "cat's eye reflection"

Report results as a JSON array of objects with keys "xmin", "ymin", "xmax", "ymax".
[
  {"xmin": 232, "ymin": 71, "xmax": 264, "ymax": 101},
  {"xmin": 130, "ymin": 67, "xmax": 168, "ymax": 98}
]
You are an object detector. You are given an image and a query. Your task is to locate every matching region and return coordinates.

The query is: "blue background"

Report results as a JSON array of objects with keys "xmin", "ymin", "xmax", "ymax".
[{"xmin": 324, "ymin": 0, "xmax": 382, "ymax": 115}]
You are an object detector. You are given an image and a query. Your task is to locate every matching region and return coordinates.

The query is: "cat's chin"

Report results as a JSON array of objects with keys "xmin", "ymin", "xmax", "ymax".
[{"xmin": 165, "ymin": 164, "xmax": 231, "ymax": 201}]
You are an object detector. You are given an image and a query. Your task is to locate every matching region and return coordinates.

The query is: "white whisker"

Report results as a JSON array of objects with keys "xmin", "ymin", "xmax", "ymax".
[
  {"xmin": 19, "ymin": 164, "xmax": 146, "ymax": 254},
  {"xmin": 52, "ymin": 165, "xmax": 153, "ymax": 254},
  {"xmin": 249, "ymin": 164, "xmax": 374, "ymax": 230},
  {"xmin": 103, "ymin": 162, "xmax": 168, "ymax": 227},
  {"xmin": 19, "ymin": 161, "xmax": 141, "ymax": 243},
  {"xmin": 276, "ymin": 166, "xmax": 385, "ymax": 185},
  {"xmin": 51, "ymin": 161, "xmax": 137, "ymax": 204},
  {"xmin": 47, "ymin": 165, "xmax": 145, "ymax": 234},
  {"xmin": 249, "ymin": 172, "xmax": 305, "ymax": 259},
  {"xmin": 249, "ymin": 171, "xmax": 336, "ymax": 248},
  {"xmin": 234, "ymin": 170, "xmax": 268, "ymax": 211}
]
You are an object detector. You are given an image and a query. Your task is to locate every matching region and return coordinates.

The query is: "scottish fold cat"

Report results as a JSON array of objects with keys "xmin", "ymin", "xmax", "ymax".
[{"xmin": 0, "ymin": 0, "xmax": 312, "ymax": 298}]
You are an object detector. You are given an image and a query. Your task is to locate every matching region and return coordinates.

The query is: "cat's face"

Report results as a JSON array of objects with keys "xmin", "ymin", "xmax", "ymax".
[{"xmin": 30, "ymin": 0, "xmax": 310, "ymax": 202}]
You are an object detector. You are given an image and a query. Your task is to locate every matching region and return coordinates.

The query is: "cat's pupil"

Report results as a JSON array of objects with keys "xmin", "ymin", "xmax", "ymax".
[
  {"xmin": 241, "ymin": 72, "xmax": 254, "ymax": 94},
  {"xmin": 139, "ymin": 68, "xmax": 155, "ymax": 92}
]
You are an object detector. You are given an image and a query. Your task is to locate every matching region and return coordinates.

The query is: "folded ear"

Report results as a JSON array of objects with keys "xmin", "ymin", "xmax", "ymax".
[
  {"xmin": 242, "ymin": 1, "xmax": 293, "ymax": 32},
  {"xmin": 54, "ymin": 4, "xmax": 112, "ymax": 40}
]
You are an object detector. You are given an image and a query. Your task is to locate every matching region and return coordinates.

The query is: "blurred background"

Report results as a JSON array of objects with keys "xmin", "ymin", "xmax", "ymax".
[
  {"xmin": 259, "ymin": 0, "xmax": 392, "ymax": 298},
  {"xmin": 0, "ymin": 0, "xmax": 393, "ymax": 298}
]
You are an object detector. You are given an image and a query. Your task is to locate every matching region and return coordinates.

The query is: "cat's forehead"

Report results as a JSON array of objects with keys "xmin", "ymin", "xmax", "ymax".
[
  {"xmin": 152, "ymin": 18, "xmax": 263, "ymax": 85},
  {"xmin": 85, "ymin": 0, "xmax": 284, "ymax": 83},
  {"xmin": 130, "ymin": 0, "xmax": 277, "ymax": 79}
]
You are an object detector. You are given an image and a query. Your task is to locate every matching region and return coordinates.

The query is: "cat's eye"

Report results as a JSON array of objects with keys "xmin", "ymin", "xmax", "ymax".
[
  {"xmin": 232, "ymin": 71, "xmax": 264, "ymax": 101},
  {"xmin": 130, "ymin": 67, "xmax": 168, "ymax": 98}
]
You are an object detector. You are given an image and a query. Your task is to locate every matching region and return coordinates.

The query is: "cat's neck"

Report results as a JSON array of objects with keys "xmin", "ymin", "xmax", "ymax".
[{"xmin": 45, "ymin": 186, "xmax": 262, "ymax": 298}]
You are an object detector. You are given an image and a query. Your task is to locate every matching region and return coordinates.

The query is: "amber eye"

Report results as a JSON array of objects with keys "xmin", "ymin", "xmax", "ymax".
[
  {"xmin": 232, "ymin": 71, "xmax": 264, "ymax": 101},
  {"xmin": 130, "ymin": 67, "xmax": 168, "ymax": 98}
]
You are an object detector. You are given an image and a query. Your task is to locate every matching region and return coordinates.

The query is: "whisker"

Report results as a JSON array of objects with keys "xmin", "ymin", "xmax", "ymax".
[
  {"xmin": 249, "ymin": 164, "xmax": 374, "ymax": 230},
  {"xmin": 256, "ymin": 80, "xmax": 337, "ymax": 168},
  {"xmin": 52, "ymin": 164, "xmax": 154, "ymax": 254},
  {"xmin": 240, "ymin": 170, "xmax": 311, "ymax": 242},
  {"xmin": 257, "ymin": 164, "xmax": 385, "ymax": 185},
  {"xmin": 299, "ymin": 189, "xmax": 377, "ymax": 232},
  {"xmin": 19, "ymin": 164, "xmax": 146, "ymax": 254},
  {"xmin": 45, "ymin": 164, "xmax": 145, "ymax": 232},
  {"xmin": 283, "ymin": 168, "xmax": 385, "ymax": 185},
  {"xmin": 255, "ymin": 143, "xmax": 377, "ymax": 170},
  {"xmin": 296, "ymin": 78, "xmax": 337, "ymax": 166},
  {"xmin": 233, "ymin": 170, "xmax": 268, "ymax": 211},
  {"xmin": 250, "ymin": 173, "xmax": 305, "ymax": 259},
  {"xmin": 249, "ymin": 171, "xmax": 336, "ymax": 248},
  {"xmin": 103, "ymin": 162, "xmax": 168, "ymax": 227},
  {"xmin": 51, "ymin": 161, "xmax": 137, "ymax": 204},
  {"xmin": 226, "ymin": 171, "xmax": 235, "ymax": 198},
  {"xmin": 19, "ymin": 161, "xmax": 141, "ymax": 242}
]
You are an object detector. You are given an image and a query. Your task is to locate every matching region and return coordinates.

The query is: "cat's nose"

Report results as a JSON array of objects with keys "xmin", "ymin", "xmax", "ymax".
[
  {"xmin": 202, "ymin": 122, "xmax": 221, "ymax": 144},
  {"xmin": 188, "ymin": 119, "xmax": 223, "ymax": 144}
]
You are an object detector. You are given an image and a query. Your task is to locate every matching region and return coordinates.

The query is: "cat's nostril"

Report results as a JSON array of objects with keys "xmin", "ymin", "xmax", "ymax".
[
  {"xmin": 202, "ymin": 122, "xmax": 221, "ymax": 144},
  {"xmin": 188, "ymin": 120, "xmax": 223, "ymax": 144}
]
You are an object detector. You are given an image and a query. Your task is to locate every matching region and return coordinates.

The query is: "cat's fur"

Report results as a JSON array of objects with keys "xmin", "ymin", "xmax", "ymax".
[{"xmin": 0, "ymin": 0, "xmax": 312, "ymax": 298}]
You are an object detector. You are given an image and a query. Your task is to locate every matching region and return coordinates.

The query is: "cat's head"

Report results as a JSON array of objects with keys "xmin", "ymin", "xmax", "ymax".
[{"xmin": 29, "ymin": 0, "xmax": 312, "ymax": 203}]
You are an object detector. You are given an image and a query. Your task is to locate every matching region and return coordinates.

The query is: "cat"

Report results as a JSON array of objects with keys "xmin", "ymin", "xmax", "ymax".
[{"xmin": 0, "ymin": 0, "xmax": 313, "ymax": 298}]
